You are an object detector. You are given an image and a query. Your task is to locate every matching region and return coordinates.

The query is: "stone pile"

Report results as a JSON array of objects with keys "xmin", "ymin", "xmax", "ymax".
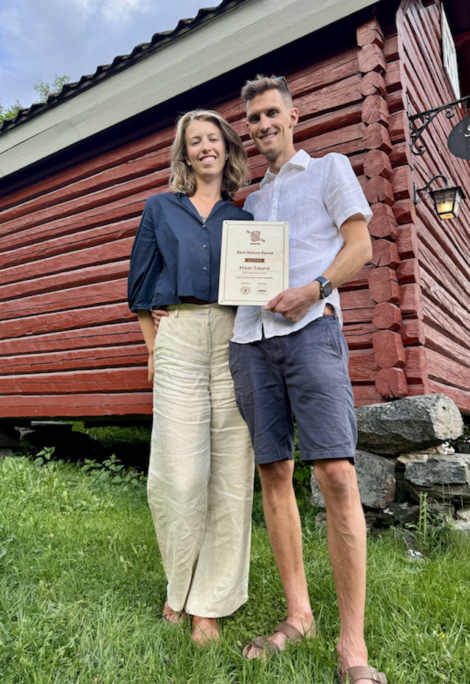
[{"xmin": 311, "ymin": 394, "xmax": 470, "ymax": 533}]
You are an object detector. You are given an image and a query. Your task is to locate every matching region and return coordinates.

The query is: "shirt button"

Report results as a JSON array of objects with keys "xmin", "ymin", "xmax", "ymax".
[
  {"xmin": 203, "ymin": 266, "xmax": 207, "ymax": 270},
  {"xmin": 203, "ymin": 244, "xmax": 207, "ymax": 248}
]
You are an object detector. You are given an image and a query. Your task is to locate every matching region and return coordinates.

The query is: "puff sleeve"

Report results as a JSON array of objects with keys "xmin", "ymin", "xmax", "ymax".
[{"xmin": 127, "ymin": 199, "xmax": 161, "ymax": 313}]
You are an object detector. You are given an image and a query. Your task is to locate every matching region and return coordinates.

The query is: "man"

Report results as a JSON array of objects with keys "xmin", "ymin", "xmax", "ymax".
[{"xmin": 228, "ymin": 75, "xmax": 386, "ymax": 684}]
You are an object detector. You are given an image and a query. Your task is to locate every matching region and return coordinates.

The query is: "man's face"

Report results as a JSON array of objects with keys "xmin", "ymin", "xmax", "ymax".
[{"xmin": 246, "ymin": 88, "xmax": 298, "ymax": 159}]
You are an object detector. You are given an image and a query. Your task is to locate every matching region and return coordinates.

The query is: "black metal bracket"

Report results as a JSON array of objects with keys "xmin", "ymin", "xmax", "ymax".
[
  {"xmin": 414, "ymin": 174, "xmax": 448, "ymax": 205},
  {"xmin": 408, "ymin": 94, "xmax": 470, "ymax": 156}
]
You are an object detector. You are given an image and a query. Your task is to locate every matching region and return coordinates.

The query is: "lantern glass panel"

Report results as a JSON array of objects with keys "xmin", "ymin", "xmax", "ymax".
[{"xmin": 431, "ymin": 185, "xmax": 465, "ymax": 219}]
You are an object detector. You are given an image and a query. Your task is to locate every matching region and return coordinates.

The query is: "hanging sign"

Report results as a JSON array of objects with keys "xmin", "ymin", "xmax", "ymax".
[{"xmin": 447, "ymin": 114, "xmax": 470, "ymax": 160}]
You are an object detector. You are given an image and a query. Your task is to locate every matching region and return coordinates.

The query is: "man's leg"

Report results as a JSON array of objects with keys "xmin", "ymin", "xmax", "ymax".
[
  {"xmin": 244, "ymin": 458, "xmax": 314, "ymax": 658},
  {"xmin": 314, "ymin": 458, "xmax": 369, "ymax": 682}
]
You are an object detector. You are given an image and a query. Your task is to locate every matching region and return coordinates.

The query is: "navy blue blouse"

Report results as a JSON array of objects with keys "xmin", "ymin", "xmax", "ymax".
[{"xmin": 128, "ymin": 192, "xmax": 253, "ymax": 312}]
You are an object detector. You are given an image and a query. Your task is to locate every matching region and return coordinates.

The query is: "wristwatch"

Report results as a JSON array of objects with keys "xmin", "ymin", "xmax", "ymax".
[{"xmin": 314, "ymin": 276, "xmax": 333, "ymax": 299}]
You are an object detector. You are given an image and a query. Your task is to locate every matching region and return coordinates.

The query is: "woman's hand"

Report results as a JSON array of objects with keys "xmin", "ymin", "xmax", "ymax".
[
  {"xmin": 151, "ymin": 309, "xmax": 169, "ymax": 333},
  {"xmin": 148, "ymin": 351, "xmax": 155, "ymax": 383}
]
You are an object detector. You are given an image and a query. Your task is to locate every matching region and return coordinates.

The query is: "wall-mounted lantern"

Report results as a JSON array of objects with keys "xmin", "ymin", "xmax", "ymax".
[
  {"xmin": 408, "ymin": 94, "xmax": 470, "ymax": 220},
  {"xmin": 414, "ymin": 174, "xmax": 466, "ymax": 220}
]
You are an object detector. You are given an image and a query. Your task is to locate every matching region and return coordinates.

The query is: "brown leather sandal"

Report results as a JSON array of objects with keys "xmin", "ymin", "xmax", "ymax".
[
  {"xmin": 337, "ymin": 665, "xmax": 387, "ymax": 683},
  {"xmin": 162, "ymin": 597, "xmax": 187, "ymax": 625},
  {"xmin": 191, "ymin": 616, "xmax": 220, "ymax": 645},
  {"xmin": 243, "ymin": 620, "xmax": 315, "ymax": 659}
]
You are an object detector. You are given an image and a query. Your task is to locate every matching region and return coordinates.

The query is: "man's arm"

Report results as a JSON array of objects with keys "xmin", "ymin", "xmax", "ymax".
[{"xmin": 265, "ymin": 214, "xmax": 372, "ymax": 322}]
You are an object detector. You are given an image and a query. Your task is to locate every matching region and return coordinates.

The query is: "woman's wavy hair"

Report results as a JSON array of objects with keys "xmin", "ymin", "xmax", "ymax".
[{"xmin": 170, "ymin": 109, "xmax": 249, "ymax": 196}]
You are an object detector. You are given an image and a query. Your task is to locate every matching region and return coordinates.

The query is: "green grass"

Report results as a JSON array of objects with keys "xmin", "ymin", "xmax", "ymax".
[{"xmin": 1, "ymin": 454, "xmax": 469, "ymax": 684}]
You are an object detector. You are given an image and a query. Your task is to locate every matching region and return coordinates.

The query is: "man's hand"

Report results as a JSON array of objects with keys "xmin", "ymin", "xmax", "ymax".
[
  {"xmin": 151, "ymin": 309, "xmax": 169, "ymax": 333},
  {"xmin": 264, "ymin": 282, "xmax": 320, "ymax": 322}
]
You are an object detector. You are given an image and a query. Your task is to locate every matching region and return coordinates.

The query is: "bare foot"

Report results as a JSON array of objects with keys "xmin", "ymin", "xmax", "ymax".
[
  {"xmin": 191, "ymin": 616, "xmax": 220, "ymax": 645},
  {"xmin": 243, "ymin": 616, "xmax": 316, "ymax": 659},
  {"xmin": 162, "ymin": 597, "xmax": 187, "ymax": 624}
]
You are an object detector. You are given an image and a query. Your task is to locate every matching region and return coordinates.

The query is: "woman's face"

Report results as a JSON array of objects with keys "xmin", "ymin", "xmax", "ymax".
[{"xmin": 185, "ymin": 120, "xmax": 227, "ymax": 186}]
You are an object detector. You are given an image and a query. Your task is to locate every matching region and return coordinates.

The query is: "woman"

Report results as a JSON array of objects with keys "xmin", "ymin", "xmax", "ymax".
[{"xmin": 128, "ymin": 110, "xmax": 254, "ymax": 645}]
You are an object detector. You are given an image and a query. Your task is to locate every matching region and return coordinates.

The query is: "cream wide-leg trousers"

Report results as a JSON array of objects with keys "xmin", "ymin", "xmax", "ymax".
[{"xmin": 147, "ymin": 303, "xmax": 255, "ymax": 618}]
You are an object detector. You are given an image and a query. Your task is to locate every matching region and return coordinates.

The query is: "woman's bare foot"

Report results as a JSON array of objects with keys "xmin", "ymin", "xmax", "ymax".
[
  {"xmin": 191, "ymin": 616, "xmax": 220, "ymax": 645},
  {"xmin": 162, "ymin": 597, "xmax": 187, "ymax": 624}
]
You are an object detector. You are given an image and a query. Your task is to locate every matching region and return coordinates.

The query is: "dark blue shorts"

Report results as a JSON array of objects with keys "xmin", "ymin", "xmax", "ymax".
[{"xmin": 229, "ymin": 314, "xmax": 357, "ymax": 465}]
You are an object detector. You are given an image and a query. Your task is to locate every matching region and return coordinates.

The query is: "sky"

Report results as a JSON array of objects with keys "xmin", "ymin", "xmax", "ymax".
[{"xmin": 0, "ymin": 0, "xmax": 215, "ymax": 111}]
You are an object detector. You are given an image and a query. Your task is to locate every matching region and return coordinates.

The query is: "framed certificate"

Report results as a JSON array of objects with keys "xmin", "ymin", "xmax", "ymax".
[{"xmin": 218, "ymin": 220, "xmax": 289, "ymax": 306}]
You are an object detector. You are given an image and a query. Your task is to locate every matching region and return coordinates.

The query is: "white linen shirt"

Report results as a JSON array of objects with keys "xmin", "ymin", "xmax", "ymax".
[{"xmin": 231, "ymin": 150, "xmax": 372, "ymax": 343}]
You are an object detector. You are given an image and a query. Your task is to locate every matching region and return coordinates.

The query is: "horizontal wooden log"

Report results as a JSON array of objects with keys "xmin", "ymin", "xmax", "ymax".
[
  {"xmin": 364, "ymin": 176, "xmax": 394, "ymax": 205},
  {"xmin": 393, "ymin": 199, "xmax": 416, "ymax": 225},
  {"xmin": 426, "ymin": 347, "xmax": 470, "ymax": 393},
  {"xmin": 293, "ymin": 103, "xmax": 363, "ymax": 144},
  {"xmin": 0, "ymin": 148, "xmax": 170, "ymax": 227},
  {"xmin": 400, "ymin": 318, "xmax": 426, "ymax": 346},
  {"xmin": 348, "ymin": 349, "xmax": 380, "ymax": 382},
  {"xmin": 421, "ymin": 272, "xmax": 470, "ymax": 335},
  {"xmin": 373, "ymin": 330, "xmax": 406, "ymax": 368},
  {"xmin": 0, "ymin": 344, "xmax": 147, "ymax": 375},
  {"xmin": 369, "ymin": 267, "xmax": 400, "ymax": 303},
  {"xmin": 340, "ymin": 264, "xmax": 375, "ymax": 291},
  {"xmin": 368, "ymin": 202, "xmax": 398, "ymax": 240},
  {"xmin": 422, "ymin": 321, "xmax": 470, "ymax": 369},
  {"xmin": 405, "ymin": 347, "xmax": 430, "ymax": 389},
  {"xmin": 397, "ymin": 258, "xmax": 421, "ymax": 284},
  {"xmin": 0, "ymin": 189, "xmax": 150, "ymax": 253},
  {"xmin": 396, "ymin": 223, "xmax": 418, "ymax": 259},
  {"xmin": 352, "ymin": 384, "xmax": 385, "ymax": 406},
  {"xmin": 400, "ymin": 283, "xmax": 424, "ymax": 319},
  {"xmin": 371, "ymin": 239, "xmax": 400, "ymax": 268},
  {"xmin": 0, "ymin": 238, "xmax": 133, "ymax": 287},
  {"xmin": 386, "ymin": 89, "xmax": 406, "ymax": 114},
  {"xmin": 423, "ymin": 297, "xmax": 470, "ymax": 353},
  {"xmin": 362, "ymin": 123, "xmax": 393, "ymax": 153},
  {"xmin": 357, "ymin": 44, "xmax": 387, "ymax": 75},
  {"xmin": 372, "ymin": 302, "xmax": 402, "ymax": 330},
  {"xmin": 0, "ymin": 278, "xmax": 127, "ymax": 321},
  {"xmin": 295, "ymin": 75, "xmax": 364, "ymax": 119},
  {"xmin": 361, "ymin": 95, "xmax": 390, "ymax": 126},
  {"xmin": 383, "ymin": 36, "xmax": 399, "ymax": 62},
  {"xmin": 0, "ymin": 169, "xmax": 166, "ymax": 240},
  {"xmin": 389, "ymin": 142, "xmax": 412, "ymax": 168},
  {"xmin": 0, "ymin": 260, "xmax": 129, "ymax": 302},
  {"xmin": 0, "ymin": 393, "xmax": 153, "ymax": 418},
  {"xmin": 392, "ymin": 166, "xmax": 413, "ymax": 200},
  {"xmin": 389, "ymin": 110, "xmax": 409, "ymax": 144},
  {"xmin": 357, "ymin": 18, "xmax": 384, "ymax": 48},
  {"xmin": 359, "ymin": 72, "xmax": 387, "ymax": 97},
  {"xmin": 0, "ymin": 321, "xmax": 141, "ymax": 356},
  {"xmin": 343, "ymin": 322, "xmax": 376, "ymax": 349},
  {"xmin": 1, "ymin": 218, "xmax": 138, "ymax": 270},
  {"xmin": 0, "ymin": 367, "xmax": 150, "ymax": 395},
  {"xmin": 363, "ymin": 150, "xmax": 392, "ymax": 180},
  {"xmin": 375, "ymin": 367, "xmax": 408, "ymax": 398},
  {"xmin": 384, "ymin": 60, "xmax": 403, "ymax": 92},
  {"xmin": 428, "ymin": 381, "xmax": 470, "ymax": 415},
  {"xmin": 0, "ymin": 303, "xmax": 134, "ymax": 340}
]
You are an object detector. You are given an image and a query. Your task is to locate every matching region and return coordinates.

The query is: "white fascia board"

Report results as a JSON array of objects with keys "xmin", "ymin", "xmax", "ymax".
[{"xmin": 0, "ymin": 0, "xmax": 375, "ymax": 178}]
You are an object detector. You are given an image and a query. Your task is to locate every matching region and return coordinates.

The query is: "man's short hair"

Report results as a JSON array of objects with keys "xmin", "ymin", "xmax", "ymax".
[{"xmin": 241, "ymin": 74, "xmax": 294, "ymax": 108}]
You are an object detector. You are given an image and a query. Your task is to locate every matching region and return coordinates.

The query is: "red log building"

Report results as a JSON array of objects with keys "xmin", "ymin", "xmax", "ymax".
[{"xmin": 0, "ymin": 0, "xmax": 469, "ymax": 422}]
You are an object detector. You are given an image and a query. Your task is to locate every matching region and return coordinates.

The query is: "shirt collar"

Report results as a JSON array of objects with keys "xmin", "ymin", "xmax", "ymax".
[{"xmin": 259, "ymin": 149, "xmax": 310, "ymax": 188}]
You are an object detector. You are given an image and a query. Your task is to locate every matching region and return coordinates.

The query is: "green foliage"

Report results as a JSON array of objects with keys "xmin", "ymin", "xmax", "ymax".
[
  {"xmin": 0, "ymin": 452, "xmax": 469, "ymax": 683},
  {"xmin": 0, "ymin": 75, "xmax": 71, "ymax": 124}
]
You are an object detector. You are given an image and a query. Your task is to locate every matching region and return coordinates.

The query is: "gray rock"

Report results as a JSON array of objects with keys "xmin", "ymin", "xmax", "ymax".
[
  {"xmin": 355, "ymin": 394, "xmax": 463, "ymax": 455},
  {"xmin": 0, "ymin": 448, "xmax": 14, "ymax": 460},
  {"xmin": 456, "ymin": 508, "xmax": 470, "ymax": 522},
  {"xmin": 453, "ymin": 521, "xmax": 470, "ymax": 535},
  {"xmin": 405, "ymin": 480, "xmax": 470, "ymax": 504},
  {"xmin": 382, "ymin": 502, "xmax": 420, "ymax": 525},
  {"xmin": 405, "ymin": 456, "xmax": 470, "ymax": 486},
  {"xmin": 311, "ymin": 450, "xmax": 395, "ymax": 509}
]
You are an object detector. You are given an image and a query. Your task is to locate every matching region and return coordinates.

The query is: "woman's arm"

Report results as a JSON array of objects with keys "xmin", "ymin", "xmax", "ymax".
[{"xmin": 137, "ymin": 310, "xmax": 157, "ymax": 382}]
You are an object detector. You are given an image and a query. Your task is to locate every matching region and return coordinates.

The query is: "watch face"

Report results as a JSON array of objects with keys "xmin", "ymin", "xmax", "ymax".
[{"xmin": 322, "ymin": 280, "xmax": 333, "ymax": 297}]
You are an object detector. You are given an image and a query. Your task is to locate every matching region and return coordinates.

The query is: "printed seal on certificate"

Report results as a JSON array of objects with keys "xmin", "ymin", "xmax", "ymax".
[{"xmin": 218, "ymin": 220, "xmax": 289, "ymax": 306}]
